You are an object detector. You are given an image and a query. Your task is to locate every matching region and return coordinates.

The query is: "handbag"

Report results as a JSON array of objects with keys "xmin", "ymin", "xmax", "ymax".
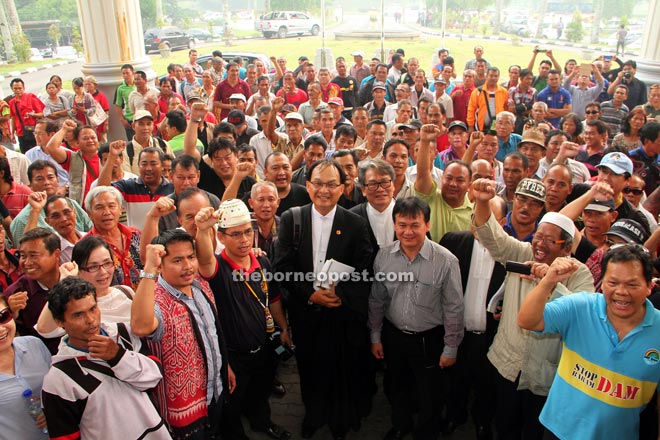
[{"xmin": 87, "ymin": 100, "xmax": 108, "ymax": 127}]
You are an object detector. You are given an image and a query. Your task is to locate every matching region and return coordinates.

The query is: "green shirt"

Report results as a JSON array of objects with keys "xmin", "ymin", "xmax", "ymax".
[
  {"xmin": 10, "ymin": 198, "xmax": 93, "ymax": 245},
  {"xmin": 168, "ymin": 133, "xmax": 203, "ymax": 157},
  {"xmin": 114, "ymin": 81, "xmax": 137, "ymax": 121},
  {"xmin": 416, "ymin": 181, "xmax": 473, "ymax": 241}
]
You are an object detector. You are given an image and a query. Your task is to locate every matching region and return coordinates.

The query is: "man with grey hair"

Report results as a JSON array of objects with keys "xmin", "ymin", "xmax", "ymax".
[
  {"xmin": 248, "ymin": 181, "xmax": 281, "ymax": 255},
  {"xmin": 350, "ymin": 159, "xmax": 396, "ymax": 255},
  {"xmin": 495, "ymin": 111, "xmax": 522, "ymax": 161}
]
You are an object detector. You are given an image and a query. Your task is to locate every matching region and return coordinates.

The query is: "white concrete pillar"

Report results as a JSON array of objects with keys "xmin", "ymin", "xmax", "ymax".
[
  {"xmin": 635, "ymin": 2, "xmax": 660, "ymax": 86},
  {"xmin": 76, "ymin": 0, "xmax": 155, "ymax": 141}
]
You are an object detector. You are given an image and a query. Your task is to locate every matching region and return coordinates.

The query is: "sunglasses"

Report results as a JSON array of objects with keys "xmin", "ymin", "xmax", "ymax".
[
  {"xmin": 0, "ymin": 307, "xmax": 12, "ymax": 325},
  {"xmin": 623, "ymin": 187, "xmax": 644, "ymax": 195},
  {"xmin": 585, "ymin": 110, "xmax": 600, "ymax": 115}
]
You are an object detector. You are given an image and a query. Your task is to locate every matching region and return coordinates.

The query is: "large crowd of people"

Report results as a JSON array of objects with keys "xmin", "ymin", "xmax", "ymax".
[{"xmin": 1, "ymin": 41, "xmax": 660, "ymax": 440}]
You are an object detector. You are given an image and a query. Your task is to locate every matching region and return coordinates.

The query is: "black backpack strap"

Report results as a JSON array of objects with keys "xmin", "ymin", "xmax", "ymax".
[
  {"xmin": 126, "ymin": 141, "xmax": 134, "ymax": 167},
  {"xmin": 291, "ymin": 206, "xmax": 302, "ymax": 252}
]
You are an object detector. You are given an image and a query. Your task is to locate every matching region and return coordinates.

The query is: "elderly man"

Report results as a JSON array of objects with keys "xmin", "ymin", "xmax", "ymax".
[
  {"xmin": 369, "ymin": 197, "xmax": 463, "ymax": 440},
  {"xmin": 517, "ymin": 129, "xmax": 548, "ymax": 180},
  {"xmin": 350, "ymin": 159, "xmax": 397, "ymax": 254},
  {"xmin": 265, "ymin": 97, "xmax": 306, "ymax": 170},
  {"xmin": 416, "ymin": 124, "xmax": 473, "ymax": 241},
  {"xmin": 471, "ymin": 178, "xmax": 594, "ymax": 440},
  {"xmin": 273, "ymin": 159, "xmax": 374, "ymax": 439},
  {"xmin": 248, "ymin": 181, "xmax": 281, "ymax": 255},
  {"xmin": 494, "ymin": 112, "xmax": 522, "ymax": 162}
]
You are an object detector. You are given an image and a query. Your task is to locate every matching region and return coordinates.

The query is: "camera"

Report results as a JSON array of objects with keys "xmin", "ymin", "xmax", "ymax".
[
  {"xmin": 505, "ymin": 261, "xmax": 532, "ymax": 275},
  {"xmin": 624, "ymin": 72, "xmax": 632, "ymax": 80},
  {"xmin": 270, "ymin": 330, "xmax": 295, "ymax": 361}
]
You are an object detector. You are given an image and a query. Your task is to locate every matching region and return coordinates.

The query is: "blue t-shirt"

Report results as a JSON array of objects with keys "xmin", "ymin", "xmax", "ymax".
[
  {"xmin": 540, "ymin": 292, "xmax": 660, "ymax": 439},
  {"xmin": 537, "ymin": 87, "xmax": 572, "ymax": 127}
]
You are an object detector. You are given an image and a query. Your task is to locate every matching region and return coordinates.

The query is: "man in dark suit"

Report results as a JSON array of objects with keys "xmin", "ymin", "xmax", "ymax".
[
  {"xmin": 273, "ymin": 159, "xmax": 374, "ymax": 440},
  {"xmin": 350, "ymin": 159, "xmax": 397, "ymax": 258},
  {"xmin": 438, "ymin": 196, "xmax": 507, "ymax": 440}
]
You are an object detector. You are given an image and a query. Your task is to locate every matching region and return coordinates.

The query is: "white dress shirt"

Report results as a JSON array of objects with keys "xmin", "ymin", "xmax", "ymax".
[
  {"xmin": 311, "ymin": 204, "xmax": 337, "ymax": 276},
  {"xmin": 463, "ymin": 239, "xmax": 496, "ymax": 332},
  {"xmin": 366, "ymin": 199, "xmax": 395, "ymax": 247}
]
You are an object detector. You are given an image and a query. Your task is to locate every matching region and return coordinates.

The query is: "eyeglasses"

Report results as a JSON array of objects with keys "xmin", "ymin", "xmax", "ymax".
[
  {"xmin": 514, "ymin": 194, "xmax": 544, "ymax": 208},
  {"xmin": 364, "ymin": 179, "xmax": 393, "ymax": 191},
  {"xmin": 531, "ymin": 234, "xmax": 566, "ymax": 246},
  {"xmin": 0, "ymin": 307, "xmax": 12, "ymax": 325},
  {"xmin": 623, "ymin": 187, "xmax": 644, "ymax": 195},
  {"xmin": 585, "ymin": 110, "xmax": 600, "ymax": 115},
  {"xmin": 80, "ymin": 260, "xmax": 115, "ymax": 273},
  {"xmin": 309, "ymin": 181, "xmax": 341, "ymax": 190},
  {"xmin": 222, "ymin": 228, "xmax": 254, "ymax": 239}
]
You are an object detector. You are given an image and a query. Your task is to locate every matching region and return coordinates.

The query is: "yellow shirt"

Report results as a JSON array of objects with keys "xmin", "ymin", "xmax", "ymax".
[{"xmin": 416, "ymin": 181, "xmax": 473, "ymax": 241}]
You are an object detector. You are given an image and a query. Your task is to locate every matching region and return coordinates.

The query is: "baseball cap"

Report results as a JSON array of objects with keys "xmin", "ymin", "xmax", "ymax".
[
  {"xmin": 400, "ymin": 120, "xmax": 422, "ymax": 131},
  {"xmin": 519, "ymin": 128, "xmax": 546, "ymax": 149},
  {"xmin": 606, "ymin": 219, "xmax": 647, "ymax": 244},
  {"xmin": 515, "ymin": 178, "xmax": 546, "ymax": 203},
  {"xmin": 584, "ymin": 199, "xmax": 615, "ymax": 212},
  {"xmin": 284, "ymin": 112, "xmax": 304, "ymax": 123},
  {"xmin": 434, "ymin": 78, "xmax": 448, "ymax": 85},
  {"xmin": 447, "ymin": 120, "xmax": 468, "ymax": 132},
  {"xmin": 229, "ymin": 93, "xmax": 246, "ymax": 102},
  {"xmin": 351, "ymin": 50, "xmax": 365, "ymax": 57},
  {"xmin": 298, "ymin": 56, "xmax": 309, "ymax": 62},
  {"xmin": 217, "ymin": 199, "xmax": 251, "ymax": 229},
  {"xmin": 133, "ymin": 109, "xmax": 154, "ymax": 121},
  {"xmin": 186, "ymin": 90, "xmax": 203, "ymax": 103},
  {"xmin": 328, "ymin": 97, "xmax": 344, "ymax": 106},
  {"xmin": 598, "ymin": 152, "xmax": 633, "ymax": 176},
  {"xmin": 372, "ymin": 81, "xmax": 387, "ymax": 91},
  {"xmin": 538, "ymin": 212, "xmax": 575, "ymax": 239},
  {"xmin": 281, "ymin": 104, "xmax": 297, "ymax": 114},
  {"xmin": 227, "ymin": 110, "xmax": 246, "ymax": 126}
]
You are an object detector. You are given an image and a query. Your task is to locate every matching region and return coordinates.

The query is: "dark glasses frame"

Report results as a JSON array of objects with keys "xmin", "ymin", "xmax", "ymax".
[{"xmin": 0, "ymin": 307, "xmax": 12, "ymax": 325}]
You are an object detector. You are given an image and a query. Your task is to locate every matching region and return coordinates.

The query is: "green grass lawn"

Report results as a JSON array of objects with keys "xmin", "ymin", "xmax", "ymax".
[
  {"xmin": 0, "ymin": 58, "xmax": 77, "ymax": 76},
  {"xmin": 149, "ymin": 34, "xmax": 605, "ymax": 76}
]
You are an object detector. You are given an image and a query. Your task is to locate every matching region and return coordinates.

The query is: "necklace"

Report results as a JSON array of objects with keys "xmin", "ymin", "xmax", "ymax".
[{"xmin": 242, "ymin": 268, "xmax": 274, "ymax": 333}]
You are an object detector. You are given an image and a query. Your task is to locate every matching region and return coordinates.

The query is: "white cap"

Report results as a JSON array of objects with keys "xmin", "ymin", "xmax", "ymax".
[
  {"xmin": 228, "ymin": 93, "xmax": 246, "ymax": 102},
  {"xmin": 539, "ymin": 212, "xmax": 575, "ymax": 239},
  {"xmin": 217, "ymin": 199, "xmax": 251, "ymax": 229},
  {"xmin": 351, "ymin": 50, "xmax": 365, "ymax": 57}
]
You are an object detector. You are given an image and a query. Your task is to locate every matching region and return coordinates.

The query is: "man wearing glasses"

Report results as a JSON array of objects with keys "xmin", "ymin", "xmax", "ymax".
[
  {"xmin": 195, "ymin": 199, "xmax": 292, "ymax": 440},
  {"xmin": 471, "ymin": 178, "xmax": 594, "ymax": 440},
  {"xmin": 274, "ymin": 159, "xmax": 374, "ymax": 440},
  {"xmin": 350, "ymin": 160, "xmax": 397, "ymax": 255}
]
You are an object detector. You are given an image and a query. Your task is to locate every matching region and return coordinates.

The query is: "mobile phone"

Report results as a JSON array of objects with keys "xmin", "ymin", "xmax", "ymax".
[
  {"xmin": 536, "ymin": 49, "xmax": 547, "ymax": 53},
  {"xmin": 505, "ymin": 261, "xmax": 532, "ymax": 275},
  {"xmin": 604, "ymin": 55, "xmax": 613, "ymax": 61}
]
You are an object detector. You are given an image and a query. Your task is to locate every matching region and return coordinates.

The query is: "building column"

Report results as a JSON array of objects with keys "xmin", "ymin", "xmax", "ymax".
[
  {"xmin": 635, "ymin": 2, "xmax": 660, "ymax": 86},
  {"xmin": 76, "ymin": 0, "xmax": 155, "ymax": 141}
]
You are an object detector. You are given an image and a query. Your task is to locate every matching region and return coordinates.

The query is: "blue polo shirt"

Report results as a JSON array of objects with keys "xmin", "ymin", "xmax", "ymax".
[
  {"xmin": 539, "ymin": 293, "xmax": 660, "ymax": 439},
  {"xmin": 537, "ymin": 87, "xmax": 572, "ymax": 127},
  {"xmin": 496, "ymin": 133, "xmax": 522, "ymax": 162},
  {"xmin": 502, "ymin": 211, "xmax": 536, "ymax": 242}
]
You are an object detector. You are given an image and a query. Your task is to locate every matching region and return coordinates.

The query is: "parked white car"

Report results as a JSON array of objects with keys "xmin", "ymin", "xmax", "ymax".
[{"xmin": 255, "ymin": 11, "xmax": 321, "ymax": 39}]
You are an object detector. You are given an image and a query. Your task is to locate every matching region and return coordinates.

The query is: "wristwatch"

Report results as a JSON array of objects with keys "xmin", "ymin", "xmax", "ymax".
[
  {"xmin": 139, "ymin": 270, "xmax": 158, "ymax": 280},
  {"xmin": 195, "ymin": 118, "xmax": 203, "ymax": 123}
]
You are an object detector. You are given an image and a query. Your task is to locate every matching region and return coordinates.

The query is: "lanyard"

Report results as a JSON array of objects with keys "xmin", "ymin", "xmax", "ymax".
[{"xmin": 242, "ymin": 268, "xmax": 274, "ymax": 333}]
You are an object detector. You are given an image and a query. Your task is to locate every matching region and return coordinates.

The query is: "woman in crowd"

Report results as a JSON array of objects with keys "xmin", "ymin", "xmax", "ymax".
[
  {"xmin": 36, "ymin": 235, "xmax": 134, "ymax": 337},
  {"xmin": 0, "ymin": 227, "xmax": 21, "ymax": 291},
  {"xmin": 611, "ymin": 106, "xmax": 646, "ymax": 152},
  {"xmin": 68, "ymin": 77, "xmax": 96, "ymax": 127},
  {"xmin": 0, "ymin": 296, "xmax": 51, "ymax": 440},
  {"xmin": 559, "ymin": 113, "xmax": 585, "ymax": 145},
  {"xmin": 41, "ymin": 82, "xmax": 70, "ymax": 125},
  {"xmin": 84, "ymin": 76, "xmax": 110, "ymax": 143},
  {"xmin": 84, "ymin": 186, "xmax": 142, "ymax": 288}
]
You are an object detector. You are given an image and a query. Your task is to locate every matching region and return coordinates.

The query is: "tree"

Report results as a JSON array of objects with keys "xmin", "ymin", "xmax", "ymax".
[
  {"xmin": 71, "ymin": 26, "xmax": 83, "ymax": 55},
  {"xmin": 12, "ymin": 31, "xmax": 31, "ymax": 62},
  {"xmin": 48, "ymin": 23, "xmax": 61, "ymax": 47},
  {"xmin": 565, "ymin": 11, "xmax": 584, "ymax": 43}
]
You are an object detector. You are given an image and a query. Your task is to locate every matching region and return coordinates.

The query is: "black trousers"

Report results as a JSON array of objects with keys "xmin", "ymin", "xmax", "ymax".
[
  {"xmin": 494, "ymin": 369, "xmax": 546, "ymax": 440},
  {"xmin": 188, "ymin": 398, "xmax": 222, "ymax": 440},
  {"xmin": 220, "ymin": 346, "xmax": 273, "ymax": 440},
  {"xmin": 17, "ymin": 131, "xmax": 36, "ymax": 153},
  {"xmin": 382, "ymin": 320, "xmax": 445, "ymax": 440},
  {"xmin": 446, "ymin": 330, "xmax": 497, "ymax": 428}
]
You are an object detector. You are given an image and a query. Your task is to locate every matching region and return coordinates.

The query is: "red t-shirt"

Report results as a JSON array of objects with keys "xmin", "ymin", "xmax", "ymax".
[
  {"xmin": 213, "ymin": 79, "xmax": 252, "ymax": 119},
  {"xmin": 9, "ymin": 93, "xmax": 45, "ymax": 136},
  {"xmin": 276, "ymin": 88, "xmax": 308, "ymax": 109}
]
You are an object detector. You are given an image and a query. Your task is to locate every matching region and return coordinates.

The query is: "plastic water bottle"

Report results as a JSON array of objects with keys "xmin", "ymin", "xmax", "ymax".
[{"xmin": 22, "ymin": 389, "xmax": 49, "ymax": 434}]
